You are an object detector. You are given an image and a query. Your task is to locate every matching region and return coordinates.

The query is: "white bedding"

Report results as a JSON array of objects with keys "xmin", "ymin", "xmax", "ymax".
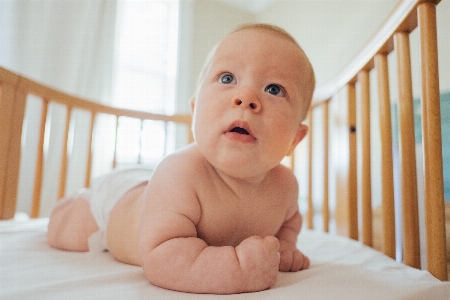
[{"xmin": 1, "ymin": 216, "xmax": 449, "ymax": 300}]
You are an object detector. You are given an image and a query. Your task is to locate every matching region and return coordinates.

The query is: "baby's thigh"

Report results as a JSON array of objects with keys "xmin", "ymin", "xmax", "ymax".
[{"xmin": 47, "ymin": 193, "xmax": 99, "ymax": 251}]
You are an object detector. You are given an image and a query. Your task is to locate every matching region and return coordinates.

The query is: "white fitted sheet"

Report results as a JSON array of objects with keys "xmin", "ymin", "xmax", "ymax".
[{"xmin": 1, "ymin": 216, "xmax": 449, "ymax": 300}]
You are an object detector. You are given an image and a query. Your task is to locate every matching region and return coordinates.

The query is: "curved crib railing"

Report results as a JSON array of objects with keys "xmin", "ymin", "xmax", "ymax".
[
  {"xmin": 305, "ymin": 0, "xmax": 446, "ymax": 280},
  {"xmin": 0, "ymin": 66, "xmax": 192, "ymax": 221}
]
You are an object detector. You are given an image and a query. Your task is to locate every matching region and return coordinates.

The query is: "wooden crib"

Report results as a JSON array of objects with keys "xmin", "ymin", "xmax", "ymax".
[
  {"xmin": 305, "ymin": 0, "xmax": 447, "ymax": 281},
  {"xmin": 1, "ymin": 0, "xmax": 449, "ymax": 298}
]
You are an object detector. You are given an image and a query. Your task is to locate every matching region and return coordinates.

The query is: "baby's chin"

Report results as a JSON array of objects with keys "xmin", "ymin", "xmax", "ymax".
[
  {"xmin": 213, "ymin": 158, "xmax": 281, "ymax": 183},
  {"xmin": 195, "ymin": 140, "xmax": 279, "ymax": 178}
]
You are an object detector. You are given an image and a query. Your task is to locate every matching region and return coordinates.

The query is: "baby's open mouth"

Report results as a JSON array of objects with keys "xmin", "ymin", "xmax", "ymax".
[
  {"xmin": 224, "ymin": 121, "xmax": 256, "ymax": 142},
  {"xmin": 230, "ymin": 127, "xmax": 249, "ymax": 135}
]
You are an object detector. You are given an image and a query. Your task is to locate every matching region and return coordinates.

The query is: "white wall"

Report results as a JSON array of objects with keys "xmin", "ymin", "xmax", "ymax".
[
  {"xmin": 436, "ymin": 0, "xmax": 450, "ymax": 92},
  {"xmin": 176, "ymin": 0, "xmax": 256, "ymax": 114},
  {"xmin": 256, "ymin": 0, "xmax": 398, "ymax": 87},
  {"xmin": 185, "ymin": 0, "xmax": 450, "ymax": 95},
  {"xmin": 192, "ymin": 0, "xmax": 256, "ymax": 92}
]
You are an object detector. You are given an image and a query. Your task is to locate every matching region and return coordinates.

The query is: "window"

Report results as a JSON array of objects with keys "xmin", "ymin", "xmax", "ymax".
[{"xmin": 112, "ymin": 0, "xmax": 179, "ymax": 166}]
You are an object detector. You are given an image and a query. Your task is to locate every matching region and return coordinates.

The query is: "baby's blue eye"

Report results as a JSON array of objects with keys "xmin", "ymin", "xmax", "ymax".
[
  {"xmin": 220, "ymin": 74, "xmax": 234, "ymax": 84},
  {"xmin": 265, "ymin": 84, "xmax": 285, "ymax": 97}
]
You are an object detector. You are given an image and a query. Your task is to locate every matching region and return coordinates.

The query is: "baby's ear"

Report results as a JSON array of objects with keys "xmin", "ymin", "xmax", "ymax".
[{"xmin": 287, "ymin": 124, "xmax": 308, "ymax": 155}]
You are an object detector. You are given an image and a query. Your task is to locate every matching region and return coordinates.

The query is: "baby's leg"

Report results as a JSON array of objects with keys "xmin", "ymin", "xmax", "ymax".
[{"xmin": 47, "ymin": 191, "xmax": 99, "ymax": 252}]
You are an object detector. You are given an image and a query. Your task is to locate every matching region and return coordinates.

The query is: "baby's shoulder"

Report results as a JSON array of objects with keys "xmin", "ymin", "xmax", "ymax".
[
  {"xmin": 143, "ymin": 144, "xmax": 203, "ymax": 225},
  {"xmin": 271, "ymin": 164, "xmax": 298, "ymax": 187},
  {"xmin": 267, "ymin": 164, "xmax": 299, "ymax": 200},
  {"xmin": 154, "ymin": 144, "xmax": 207, "ymax": 177}
]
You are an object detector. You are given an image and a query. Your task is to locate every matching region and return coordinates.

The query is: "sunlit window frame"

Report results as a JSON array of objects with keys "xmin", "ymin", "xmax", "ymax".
[{"xmin": 110, "ymin": 0, "xmax": 179, "ymax": 167}]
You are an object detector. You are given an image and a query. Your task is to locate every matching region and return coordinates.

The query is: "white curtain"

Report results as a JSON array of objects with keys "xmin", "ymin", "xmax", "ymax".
[{"xmin": 0, "ymin": 0, "xmax": 117, "ymax": 217}]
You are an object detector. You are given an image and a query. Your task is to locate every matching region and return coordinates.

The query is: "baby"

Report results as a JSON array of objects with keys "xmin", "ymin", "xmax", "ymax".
[{"xmin": 47, "ymin": 23, "xmax": 315, "ymax": 294}]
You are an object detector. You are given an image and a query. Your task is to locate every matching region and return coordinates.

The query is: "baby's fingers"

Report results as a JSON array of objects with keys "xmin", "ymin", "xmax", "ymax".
[
  {"xmin": 300, "ymin": 253, "xmax": 310, "ymax": 269},
  {"xmin": 291, "ymin": 250, "xmax": 304, "ymax": 271},
  {"xmin": 263, "ymin": 236, "xmax": 279, "ymax": 252},
  {"xmin": 280, "ymin": 250, "xmax": 309, "ymax": 272}
]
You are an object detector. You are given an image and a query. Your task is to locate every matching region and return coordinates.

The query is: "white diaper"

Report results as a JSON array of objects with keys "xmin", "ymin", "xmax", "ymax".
[{"xmin": 85, "ymin": 166, "xmax": 153, "ymax": 252}]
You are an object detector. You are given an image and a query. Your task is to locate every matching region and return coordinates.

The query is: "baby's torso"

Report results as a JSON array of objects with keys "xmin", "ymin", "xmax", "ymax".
[
  {"xmin": 106, "ymin": 153, "xmax": 298, "ymax": 266},
  {"xmin": 194, "ymin": 176, "xmax": 290, "ymax": 247}
]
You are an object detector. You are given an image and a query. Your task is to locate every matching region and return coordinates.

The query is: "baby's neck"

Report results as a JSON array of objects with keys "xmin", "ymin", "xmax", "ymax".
[{"xmin": 212, "ymin": 164, "xmax": 273, "ymax": 196}]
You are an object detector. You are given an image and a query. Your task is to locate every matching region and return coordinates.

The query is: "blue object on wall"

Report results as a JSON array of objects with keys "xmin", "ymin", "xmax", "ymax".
[
  {"xmin": 392, "ymin": 91, "xmax": 449, "ymax": 202},
  {"xmin": 440, "ymin": 92, "xmax": 450, "ymax": 201}
]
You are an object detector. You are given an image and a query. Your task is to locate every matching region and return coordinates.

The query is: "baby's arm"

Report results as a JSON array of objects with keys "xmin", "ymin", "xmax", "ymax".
[
  {"xmin": 276, "ymin": 208, "xmax": 310, "ymax": 272},
  {"xmin": 138, "ymin": 154, "xmax": 280, "ymax": 294}
]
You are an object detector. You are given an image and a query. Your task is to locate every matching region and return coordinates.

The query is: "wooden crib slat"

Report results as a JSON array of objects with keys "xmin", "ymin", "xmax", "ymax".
[
  {"xmin": 359, "ymin": 70, "xmax": 373, "ymax": 247},
  {"xmin": 323, "ymin": 101, "xmax": 330, "ymax": 233},
  {"xmin": 0, "ymin": 80, "xmax": 18, "ymax": 219},
  {"xmin": 164, "ymin": 121, "xmax": 169, "ymax": 156},
  {"xmin": 347, "ymin": 82, "xmax": 358, "ymax": 241},
  {"xmin": 418, "ymin": 1, "xmax": 447, "ymax": 281},
  {"xmin": 112, "ymin": 116, "xmax": 119, "ymax": 169},
  {"xmin": 57, "ymin": 106, "xmax": 72, "ymax": 200},
  {"xmin": 84, "ymin": 112, "xmax": 96, "ymax": 188},
  {"xmin": 375, "ymin": 53, "xmax": 396, "ymax": 260},
  {"xmin": 58, "ymin": 106, "xmax": 72, "ymax": 199},
  {"xmin": 138, "ymin": 119, "xmax": 144, "ymax": 164},
  {"xmin": 394, "ymin": 31, "xmax": 421, "ymax": 269},
  {"xmin": 0, "ymin": 79, "xmax": 26, "ymax": 220},
  {"xmin": 307, "ymin": 109, "xmax": 314, "ymax": 230},
  {"xmin": 0, "ymin": 86, "xmax": 15, "ymax": 207},
  {"xmin": 4, "ymin": 90, "xmax": 27, "ymax": 219},
  {"xmin": 31, "ymin": 100, "xmax": 49, "ymax": 218}
]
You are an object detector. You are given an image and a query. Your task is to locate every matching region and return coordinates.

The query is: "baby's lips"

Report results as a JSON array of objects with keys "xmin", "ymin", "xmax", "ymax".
[{"xmin": 225, "ymin": 120, "xmax": 256, "ymax": 139}]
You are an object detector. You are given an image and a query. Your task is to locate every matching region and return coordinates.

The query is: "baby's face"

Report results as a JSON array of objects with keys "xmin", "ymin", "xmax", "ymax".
[{"xmin": 191, "ymin": 29, "xmax": 312, "ymax": 179}]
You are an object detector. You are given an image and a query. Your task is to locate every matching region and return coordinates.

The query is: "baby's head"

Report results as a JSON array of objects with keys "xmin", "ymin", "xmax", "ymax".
[
  {"xmin": 193, "ymin": 23, "xmax": 315, "ymax": 122},
  {"xmin": 191, "ymin": 24, "xmax": 316, "ymax": 177}
]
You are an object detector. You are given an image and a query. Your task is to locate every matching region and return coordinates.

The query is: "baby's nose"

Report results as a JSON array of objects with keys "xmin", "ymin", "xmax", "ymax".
[{"xmin": 231, "ymin": 89, "xmax": 261, "ymax": 113}]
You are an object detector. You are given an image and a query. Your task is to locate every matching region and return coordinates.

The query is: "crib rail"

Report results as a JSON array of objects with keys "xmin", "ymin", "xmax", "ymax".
[
  {"xmin": 0, "ymin": 66, "xmax": 192, "ymax": 221},
  {"xmin": 306, "ymin": 0, "xmax": 446, "ymax": 280}
]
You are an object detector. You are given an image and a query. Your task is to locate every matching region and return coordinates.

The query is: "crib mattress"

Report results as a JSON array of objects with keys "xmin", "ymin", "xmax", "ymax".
[{"xmin": 1, "ymin": 216, "xmax": 449, "ymax": 300}]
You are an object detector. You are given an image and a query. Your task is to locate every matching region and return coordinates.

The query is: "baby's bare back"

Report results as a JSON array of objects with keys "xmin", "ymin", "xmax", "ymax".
[{"xmin": 107, "ymin": 182, "xmax": 147, "ymax": 265}]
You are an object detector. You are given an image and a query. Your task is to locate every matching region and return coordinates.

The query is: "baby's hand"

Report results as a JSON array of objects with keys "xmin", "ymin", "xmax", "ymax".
[
  {"xmin": 235, "ymin": 236, "xmax": 280, "ymax": 292},
  {"xmin": 278, "ymin": 242, "xmax": 310, "ymax": 272}
]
